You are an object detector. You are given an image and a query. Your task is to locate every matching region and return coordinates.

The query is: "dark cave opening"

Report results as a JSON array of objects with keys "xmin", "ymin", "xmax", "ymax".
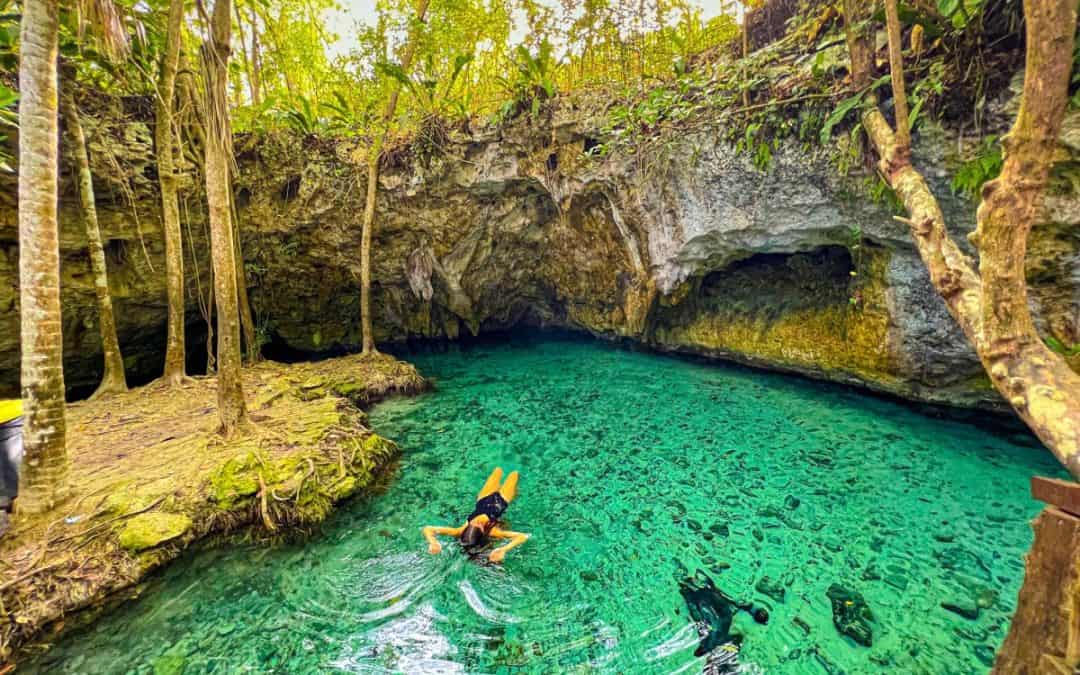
[
  {"xmin": 697, "ymin": 246, "xmax": 854, "ymax": 311},
  {"xmin": 279, "ymin": 176, "xmax": 301, "ymax": 202}
]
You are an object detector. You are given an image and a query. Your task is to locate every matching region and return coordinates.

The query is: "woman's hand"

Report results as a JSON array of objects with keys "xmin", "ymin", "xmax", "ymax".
[
  {"xmin": 488, "ymin": 548, "xmax": 506, "ymax": 563},
  {"xmin": 428, "ymin": 540, "xmax": 443, "ymax": 555}
]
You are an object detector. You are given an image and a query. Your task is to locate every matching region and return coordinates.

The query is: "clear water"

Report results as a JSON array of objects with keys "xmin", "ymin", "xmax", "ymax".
[{"xmin": 28, "ymin": 337, "xmax": 1063, "ymax": 674}]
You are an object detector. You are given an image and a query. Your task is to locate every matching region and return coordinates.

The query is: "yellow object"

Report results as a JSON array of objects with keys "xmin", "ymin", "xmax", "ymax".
[{"xmin": 0, "ymin": 399, "xmax": 22, "ymax": 424}]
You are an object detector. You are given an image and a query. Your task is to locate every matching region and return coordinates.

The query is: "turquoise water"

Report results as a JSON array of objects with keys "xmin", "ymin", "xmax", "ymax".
[{"xmin": 28, "ymin": 338, "xmax": 1062, "ymax": 674}]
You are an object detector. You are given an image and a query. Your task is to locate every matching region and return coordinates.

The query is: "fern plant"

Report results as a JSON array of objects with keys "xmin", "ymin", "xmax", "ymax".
[
  {"xmin": 494, "ymin": 41, "xmax": 558, "ymax": 121},
  {"xmin": 951, "ymin": 136, "xmax": 1002, "ymax": 199},
  {"xmin": 376, "ymin": 52, "xmax": 474, "ymax": 120}
]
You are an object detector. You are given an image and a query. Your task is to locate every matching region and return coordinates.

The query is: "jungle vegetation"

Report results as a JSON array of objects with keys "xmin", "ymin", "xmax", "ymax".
[{"xmin": 4, "ymin": 0, "xmax": 1080, "ymax": 517}]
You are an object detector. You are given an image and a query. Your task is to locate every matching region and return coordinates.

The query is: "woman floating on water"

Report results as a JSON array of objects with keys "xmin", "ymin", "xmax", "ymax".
[{"xmin": 422, "ymin": 467, "xmax": 530, "ymax": 563}]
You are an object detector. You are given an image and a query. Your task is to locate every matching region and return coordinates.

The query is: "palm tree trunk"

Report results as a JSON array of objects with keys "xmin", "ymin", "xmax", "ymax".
[
  {"xmin": 59, "ymin": 66, "xmax": 127, "ymax": 398},
  {"xmin": 17, "ymin": 0, "xmax": 69, "ymax": 516},
  {"xmin": 360, "ymin": 0, "xmax": 430, "ymax": 355},
  {"xmin": 202, "ymin": 0, "xmax": 246, "ymax": 435},
  {"xmin": 158, "ymin": 0, "xmax": 187, "ymax": 384}
]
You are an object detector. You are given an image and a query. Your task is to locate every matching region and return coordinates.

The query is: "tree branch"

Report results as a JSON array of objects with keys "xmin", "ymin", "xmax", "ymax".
[{"xmin": 851, "ymin": 0, "xmax": 1080, "ymax": 478}]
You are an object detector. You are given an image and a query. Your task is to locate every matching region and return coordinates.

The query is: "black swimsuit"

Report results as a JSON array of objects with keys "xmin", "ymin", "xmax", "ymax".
[{"xmin": 468, "ymin": 492, "xmax": 509, "ymax": 526}]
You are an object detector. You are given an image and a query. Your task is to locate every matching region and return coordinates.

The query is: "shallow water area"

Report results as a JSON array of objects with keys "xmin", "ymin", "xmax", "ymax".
[{"xmin": 27, "ymin": 337, "xmax": 1063, "ymax": 674}]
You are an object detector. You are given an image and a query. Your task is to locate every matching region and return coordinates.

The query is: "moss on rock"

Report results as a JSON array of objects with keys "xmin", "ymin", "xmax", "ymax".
[
  {"xmin": 651, "ymin": 246, "xmax": 900, "ymax": 388},
  {"xmin": 118, "ymin": 513, "xmax": 193, "ymax": 551}
]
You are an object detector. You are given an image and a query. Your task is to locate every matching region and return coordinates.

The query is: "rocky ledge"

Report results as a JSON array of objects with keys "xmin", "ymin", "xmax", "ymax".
[{"xmin": 0, "ymin": 90, "xmax": 1077, "ymax": 410}]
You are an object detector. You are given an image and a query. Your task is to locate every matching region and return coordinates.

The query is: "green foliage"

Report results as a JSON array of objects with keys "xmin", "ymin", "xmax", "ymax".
[
  {"xmin": 320, "ymin": 91, "xmax": 372, "ymax": 133},
  {"xmin": 820, "ymin": 75, "xmax": 891, "ymax": 145},
  {"xmin": 495, "ymin": 42, "xmax": 558, "ymax": 122},
  {"xmin": 936, "ymin": 0, "xmax": 986, "ymax": 30},
  {"xmin": 907, "ymin": 61, "xmax": 945, "ymax": 132},
  {"xmin": 0, "ymin": 81, "xmax": 17, "ymax": 173},
  {"xmin": 951, "ymin": 136, "xmax": 1002, "ymax": 199},
  {"xmin": 866, "ymin": 177, "xmax": 904, "ymax": 213},
  {"xmin": 377, "ymin": 52, "xmax": 474, "ymax": 120},
  {"xmin": 1045, "ymin": 336, "xmax": 1080, "ymax": 358},
  {"xmin": 736, "ymin": 124, "xmax": 775, "ymax": 172},
  {"xmin": 281, "ymin": 95, "xmax": 319, "ymax": 134}
]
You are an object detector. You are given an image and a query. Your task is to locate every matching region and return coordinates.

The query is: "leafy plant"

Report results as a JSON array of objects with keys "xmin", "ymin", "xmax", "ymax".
[
  {"xmin": 951, "ymin": 136, "xmax": 1002, "ymax": 199},
  {"xmin": 820, "ymin": 75, "xmax": 891, "ymax": 145},
  {"xmin": 1045, "ymin": 336, "xmax": 1080, "ymax": 358},
  {"xmin": 320, "ymin": 91, "xmax": 372, "ymax": 133},
  {"xmin": 0, "ymin": 82, "xmax": 17, "ymax": 173},
  {"xmin": 936, "ymin": 0, "xmax": 986, "ymax": 30},
  {"xmin": 376, "ymin": 52, "xmax": 474, "ymax": 119},
  {"xmin": 867, "ymin": 176, "xmax": 904, "ymax": 213},
  {"xmin": 907, "ymin": 61, "xmax": 945, "ymax": 132},
  {"xmin": 494, "ymin": 42, "xmax": 558, "ymax": 121}
]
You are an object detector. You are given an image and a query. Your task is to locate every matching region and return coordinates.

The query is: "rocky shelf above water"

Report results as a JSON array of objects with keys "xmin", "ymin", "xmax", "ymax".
[{"xmin": 1, "ymin": 90, "xmax": 1077, "ymax": 412}]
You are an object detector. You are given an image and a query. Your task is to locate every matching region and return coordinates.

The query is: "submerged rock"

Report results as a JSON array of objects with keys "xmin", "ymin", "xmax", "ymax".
[
  {"xmin": 754, "ymin": 576, "xmax": 786, "ymax": 603},
  {"xmin": 941, "ymin": 598, "xmax": 980, "ymax": 620},
  {"xmin": 826, "ymin": 583, "xmax": 875, "ymax": 647}
]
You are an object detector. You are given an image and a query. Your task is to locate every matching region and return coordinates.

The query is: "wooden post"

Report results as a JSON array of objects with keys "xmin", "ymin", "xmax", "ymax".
[{"xmin": 993, "ymin": 477, "xmax": 1080, "ymax": 673}]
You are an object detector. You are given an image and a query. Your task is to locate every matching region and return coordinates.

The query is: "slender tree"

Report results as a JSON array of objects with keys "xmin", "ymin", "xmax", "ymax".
[
  {"xmin": 248, "ymin": 5, "xmax": 263, "ymax": 105},
  {"xmin": 201, "ymin": 0, "xmax": 247, "ymax": 434},
  {"xmin": 844, "ymin": 0, "xmax": 1080, "ymax": 478},
  {"xmin": 157, "ymin": 0, "xmax": 187, "ymax": 385},
  {"xmin": 228, "ymin": 180, "xmax": 259, "ymax": 362},
  {"xmin": 17, "ymin": 0, "xmax": 69, "ymax": 514},
  {"xmin": 59, "ymin": 63, "xmax": 127, "ymax": 398},
  {"xmin": 359, "ymin": 0, "xmax": 431, "ymax": 355}
]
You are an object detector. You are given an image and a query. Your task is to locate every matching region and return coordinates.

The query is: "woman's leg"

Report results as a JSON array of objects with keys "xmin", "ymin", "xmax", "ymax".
[
  {"xmin": 477, "ymin": 467, "xmax": 504, "ymax": 500},
  {"xmin": 499, "ymin": 471, "xmax": 520, "ymax": 503}
]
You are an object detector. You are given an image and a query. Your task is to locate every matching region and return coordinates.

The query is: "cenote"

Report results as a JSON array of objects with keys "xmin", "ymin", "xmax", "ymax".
[{"xmin": 27, "ymin": 337, "xmax": 1064, "ymax": 674}]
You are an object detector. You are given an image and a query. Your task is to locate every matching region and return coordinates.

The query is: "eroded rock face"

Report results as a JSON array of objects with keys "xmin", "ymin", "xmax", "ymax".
[{"xmin": 0, "ymin": 101, "xmax": 1077, "ymax": 411}]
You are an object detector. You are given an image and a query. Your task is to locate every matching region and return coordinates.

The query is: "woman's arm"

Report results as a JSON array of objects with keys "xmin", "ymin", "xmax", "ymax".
[
  {"xmin": 488, "ymin": 528, "xmax": 530, "ymax": 562},
  {"xmin": 422, "ymin": 524, "xmax": 465, "ymax": 554}
]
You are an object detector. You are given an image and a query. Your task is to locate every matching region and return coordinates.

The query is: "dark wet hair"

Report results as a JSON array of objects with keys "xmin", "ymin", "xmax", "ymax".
[
  {"xmin": 752, "ymin": 607, "xmax": 769, "ymax": 625},
  {"xmin": 460, "ymin": 523, "xmax": 489, "ymax": 550}
]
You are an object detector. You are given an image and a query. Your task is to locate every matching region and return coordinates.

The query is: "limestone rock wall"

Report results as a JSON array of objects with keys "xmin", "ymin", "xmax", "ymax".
[{"xmin": 1, "ymin": 101, "xmax": 1077, "ymax": 411}]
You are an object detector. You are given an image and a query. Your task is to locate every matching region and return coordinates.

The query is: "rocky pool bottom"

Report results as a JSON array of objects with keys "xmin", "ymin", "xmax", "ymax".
[{"xmin": 26, "ymin": 337, "xmax": 1064, "ymax": 673}]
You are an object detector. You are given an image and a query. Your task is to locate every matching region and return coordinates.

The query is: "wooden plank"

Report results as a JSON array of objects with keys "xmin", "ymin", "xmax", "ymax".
[{"xmin": 1032, "ymin": 477, "xmax": 1080, "ymax": 517}]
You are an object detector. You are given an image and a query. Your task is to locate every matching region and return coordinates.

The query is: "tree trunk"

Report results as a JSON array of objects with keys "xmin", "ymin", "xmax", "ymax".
[
  {"xmin": 359, "ymin": 0, "xmax": 431, "ymax": 355},
  {"xmin": 741, "ymin": 4, "xmax": 749, "ymax": 107},
  {"xmin": 882, "ymin": 0, "xmax": 910, "ymax": 151},
  {"xmin": 17, "ymin": 0, "xmax": 69, "ymax": 516},
  {"xmin": 59, "ymin": 66, "xmax": 127, "ymax": 398},
  {"xmin": 202, "ymin": 0, "xmax": 247, "ymax": 435},
  {"xmin": 841, "ymin": 0, "xmax": 875, "ymax": 90},
  {"xmin": 229, "ymin": 180, "xmax": 259, "ymax": 362},
  {"xmin": 847, "ymin": 0, "xmax": 1080, "ymax": 478},
  {"xmin": 158, "ymin": 0, "xmax": 187, "ymax": 385},
  {"xmin": 249, "ymin": 6, "xmax": 262, "ymax": 106}
]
